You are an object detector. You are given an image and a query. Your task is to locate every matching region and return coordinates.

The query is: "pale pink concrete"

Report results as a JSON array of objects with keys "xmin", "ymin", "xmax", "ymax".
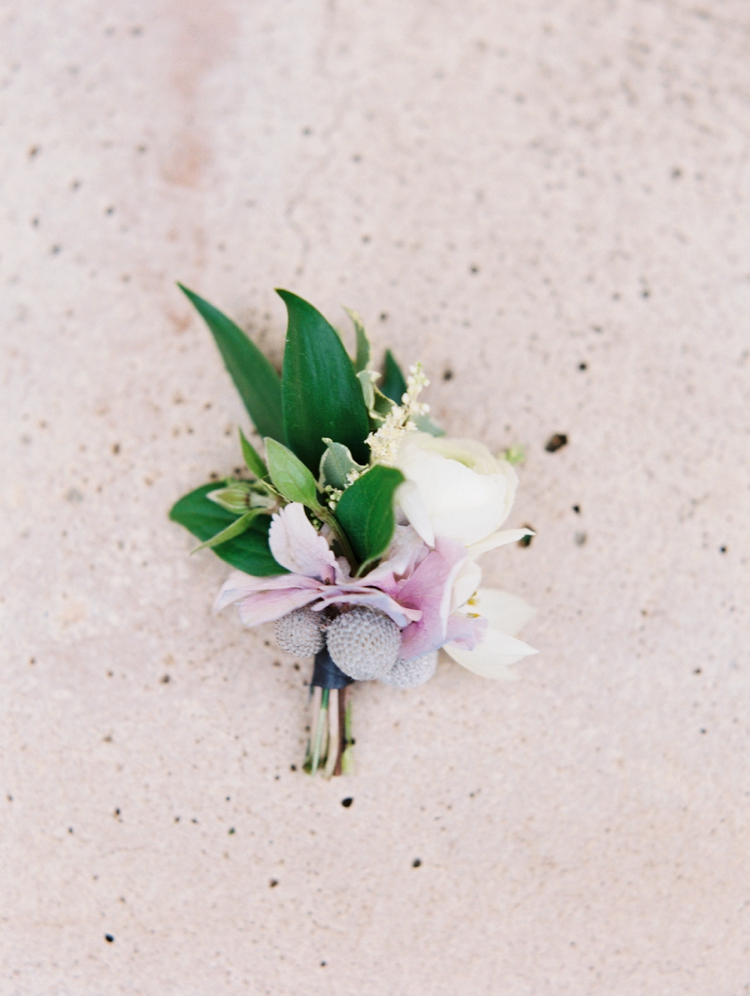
[{"xmin": 2, "ymin": 2, "xmax": 750, "ymax": 994}]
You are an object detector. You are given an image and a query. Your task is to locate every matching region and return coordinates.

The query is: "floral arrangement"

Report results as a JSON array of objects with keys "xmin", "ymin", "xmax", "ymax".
[{"xmin": 170, "ymin": 287, "xmax": 537, "ymax": 777}]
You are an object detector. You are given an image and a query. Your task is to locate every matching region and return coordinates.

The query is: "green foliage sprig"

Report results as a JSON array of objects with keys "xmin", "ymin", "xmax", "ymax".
[{"xmin": 170, "ymin": 288, "xmax": 424, "ymax": 579}]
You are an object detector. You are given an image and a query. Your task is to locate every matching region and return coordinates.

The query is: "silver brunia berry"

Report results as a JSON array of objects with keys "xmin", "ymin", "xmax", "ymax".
[
  {"xmin": 380, "ymin": 650, "xmax": 438, "ymax": 689},
  {"xmin": 274, "ymin": 606, "xmax": 325, "ymax": 657},
  {"xmin": 326, "ymin": 606, "xmax": 401, "ymax": 681}
]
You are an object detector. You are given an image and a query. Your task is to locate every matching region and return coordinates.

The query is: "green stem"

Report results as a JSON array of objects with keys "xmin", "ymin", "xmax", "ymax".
[
  {"xmin": 310, "ymin": 688, "xmax": 329, "ymax": 776},
  {"xmin": 340, "ymin": 699, "xmax": 354, "ymax": 776},
  {"xmin": 317, "ymin": 509, "xmax": 358, "ymax": 571}
]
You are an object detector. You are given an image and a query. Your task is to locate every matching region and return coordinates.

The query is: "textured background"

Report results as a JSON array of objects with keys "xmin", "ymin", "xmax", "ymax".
[{"xmin": 2, "ymin": 1, "xmax": 750, "ymax": 993}]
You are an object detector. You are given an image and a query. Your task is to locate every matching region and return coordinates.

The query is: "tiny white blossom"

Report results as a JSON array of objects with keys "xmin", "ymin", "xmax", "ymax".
[{"xmin": 367, "ymin": 363, "xmax": 430, "ymax": 466}]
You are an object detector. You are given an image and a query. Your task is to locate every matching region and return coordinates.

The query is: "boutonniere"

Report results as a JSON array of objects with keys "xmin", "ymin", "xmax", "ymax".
[{"xmin": 171, "ymin": 287, "xmax": 537, "ymax": 777}]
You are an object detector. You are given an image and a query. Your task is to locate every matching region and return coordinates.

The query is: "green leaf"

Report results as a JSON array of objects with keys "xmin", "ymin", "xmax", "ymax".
[
  {"xmin": 371, "ymin": 385, "xmax": 395, "ymax": 419},
  {"xmin": 278, "ymin": 290, "xmax": 370, "ymax": 472},
  {"xmin": 343, "ymin": 307, "xmax": 371, "ymax": 372},
  {"xmin": 178, "ymin": 284, "xmax": 285, "ymax": 443},
  {"xmin": 265, "ymin": 437, "xmax": 322, "ymax": 510},
  {"xmin": 356, "ymin": 370, "xmax": 376, "ymax": 412},
  {"xmin": 414, "ymin": 413, "xmax": 445, "ymax": 437},
  {"xmin": 334, "ymin": 465, "xmax": 404, "ymax": 569},
  {"xmin": 238, "ymin": 428, "xmax": 269, "ymax": 479},
  {"xmin": 319, "ymin": 438, "xmax": 367, "ymax": 491},
  {"xmin": 170, "ymin": 484, "xmax": 286, "ymax": 575},
  {"xmin": 191, "ymin": 509, "xmax": 264, "ymax": 552},
  {"xmin": 381, "ymin": 349, "xmax": 408, "ymax": 404}
]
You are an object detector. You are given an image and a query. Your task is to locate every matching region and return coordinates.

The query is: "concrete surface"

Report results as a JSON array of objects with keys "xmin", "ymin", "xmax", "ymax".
[{"xmin": 2, "ymin": 1, "xmax": 750, "ymax": 993}]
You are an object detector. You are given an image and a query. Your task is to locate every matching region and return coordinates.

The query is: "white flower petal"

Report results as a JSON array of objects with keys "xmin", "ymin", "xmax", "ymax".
[
  {"xmin": 396, "ymin": 479, "xmax": 435, "ymax": 546},
  {"xmin": 431, "ymin": 499, "xmax": 506, "ymax": 548},
  {"xmin": 451, "ymin": 559, "xmax": 482, "ymax": 612},
  {"xmin": 468, "ymin": 527, "xmax": 534, "ymax": 559},
  {"xmin": 394, "ymin": 433, "xmax": 520, "ymax": 548},
  {"xmin": 470, "ymin": 587, "xmax": 536, "ymax": 637},
  {"xmin": 443, "ymin": 625, "xmax": 537, "ymax": 680}
]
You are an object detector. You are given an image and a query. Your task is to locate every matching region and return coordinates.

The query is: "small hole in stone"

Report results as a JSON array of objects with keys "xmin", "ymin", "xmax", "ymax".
[
  {"xmin": 341, "ymin": 797, "xmax": 353, "ymax": 808},
  {"xmin": 104, "ymin": 934, "xmax": 114, "ymax": 943},
  {"xmin": 545, "ymin": 433, "xmax": 568, "ymax": 453},
  {"xmin": 269, "ymin": 878, "xmax": 279, "ymax": 887},
  {"xmin": 443, "ymin": 369, "xmax": 453, "ymax": 381},
  {"xmin": 572, "ymin": 505, "xmax": 581, "ymax": 514},
  {"xmin": 412, "ymin": 858, "xmax": 422, "ymax": 868},
  {"xmin": 578, "ymin": 362, "xmax": 587, "ymax": 371}
]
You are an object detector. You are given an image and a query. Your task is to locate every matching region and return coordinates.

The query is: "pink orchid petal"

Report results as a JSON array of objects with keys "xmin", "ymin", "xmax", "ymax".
[
  {"xmin": 364, "ymin": 525, "xmax": 427, "ymax": 582},
  {"xmin": 396, "ymin": 537, "xmax": 468, "ymax": 658},
  {"xmin": 237, "ymin": 587, "xmax": 322, "ymax": 627},
  {"xmin": 268, "ymin": 503, "xmax": 337, "ymax": 581},
  {"xmin": 312, "ymin": 589, "xmax": 422, "ymax": 628},
  {"xmin": 214, "ymin": 570, "xmax": 320, "ymax": 613},
  {"xmin": 445, "ymin": 612, "xmax": 487, "ymax": 649}
]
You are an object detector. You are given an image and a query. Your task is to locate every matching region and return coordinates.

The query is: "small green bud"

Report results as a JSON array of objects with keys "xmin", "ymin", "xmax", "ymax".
[
  {"xmin": 503, "ymin": 444, "xmax": 525, "ymax": 466},
  {"xmin": 208, "ymin": 481, "xmax": 277, "ymax": 514}
]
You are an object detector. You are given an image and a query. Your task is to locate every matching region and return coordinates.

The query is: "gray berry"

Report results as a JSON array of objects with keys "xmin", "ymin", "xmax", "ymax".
[
  {"xmin": 275, "ymin": 606, "xmax": 325, "ymax": 657},
  {"xmin": 326, "ymin": 606, "xmax": 401, "ymax": 681},
  {"xmin": 380, "ymin": 650, "xmax": 438, "ymax": 689}
]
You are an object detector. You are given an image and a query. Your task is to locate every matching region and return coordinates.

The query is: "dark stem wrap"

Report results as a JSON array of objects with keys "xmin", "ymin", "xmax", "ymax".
[{"xmin": 311, "ymin": 647, "xmax": 354, "ymax": 690}]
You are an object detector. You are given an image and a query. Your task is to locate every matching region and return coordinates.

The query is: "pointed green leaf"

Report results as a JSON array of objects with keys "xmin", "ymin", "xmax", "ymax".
[
  {"xmin": 334, "ymin": 465, "xmax": 404, "ymax": 568},
  {"xmin": 170, "ymin": 484, "xmax": 286, "ymax": 575},
  {"xmin": 179, "ymin": 284, "xmax": 285, "ymax": 442},
  {"xmin": 191, "ymin": 509, "xmax": 265, "ymax": 552},
  {"xmin": 238, "ymin": 428, "xmax": 269, "ymax": 479},
  {"xmin": 319, "ymin": 439, "xmax": 367, "ymax": 491},
  {"xmin": 381, "ymin": 349, "xmax": 408, "ymax": 404},
  {"xmin": 265, "ymin": 438, "xmax": 322, "ymax": 510},
  {"xmin": 356, "ymin": 370, "xmax": 376, "ymax": 412},
  {"xmin": 344, "ymin": 307, "xmax": 371, "ymax": 372},
  {"xmin": 414, "ymin": 413, "xmax": 445, "ymax": 437},
  {"xmin": 278, "ymin": 290, "xmax": 370, "ymax": 472}
]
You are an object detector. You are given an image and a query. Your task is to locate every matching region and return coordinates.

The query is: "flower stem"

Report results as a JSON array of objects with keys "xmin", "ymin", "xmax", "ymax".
[
  {"xmin": 323, "ymin": 689, "xmax": 339, "ymax": 779},
  {"xmin": 340, "ymin": 696, "xmax": 355, "ymax": 776},
  {"xmin": 310, "ymin": 688, "xmax": 329, "ymax": 776},
  {"xmin": 304, "ymin": 686, "xmax": 322, "ymax": 772},
  {"xmin": 317, "ymin": 509, "xmax": 358, "ymax": 572}
]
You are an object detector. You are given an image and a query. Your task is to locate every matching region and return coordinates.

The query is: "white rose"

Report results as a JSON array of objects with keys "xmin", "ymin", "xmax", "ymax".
[{"xmin": 394, "ymin": 433, "xmax": 525, "ymax": 549}]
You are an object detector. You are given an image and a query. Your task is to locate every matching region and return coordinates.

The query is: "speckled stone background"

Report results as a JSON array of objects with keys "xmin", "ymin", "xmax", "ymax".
[{"xmin": 2, "ymin": 2, "xmax": 750, "ymax": 994}]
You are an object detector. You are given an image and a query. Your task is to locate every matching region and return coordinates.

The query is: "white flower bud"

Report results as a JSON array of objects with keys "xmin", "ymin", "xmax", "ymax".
[
  {"xmin": 326, "ymin": 606, "xmax": 401, "ymax": 681},
  {"xmin": 380, "ymin": 650, "xmax": 438, "ymax": 689},
  {"xmin": 395, "ymin": 432, "xmax": 518, "ymax": 547},
  {"xmin": 274, "ymin": 606, "xmax": 325, "ymax": 657}
]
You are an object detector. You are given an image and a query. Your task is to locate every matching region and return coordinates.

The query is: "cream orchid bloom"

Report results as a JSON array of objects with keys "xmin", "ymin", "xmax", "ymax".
[{"xmin": 443, "ymin": 585, "xmax": 537, "ymax": 680}]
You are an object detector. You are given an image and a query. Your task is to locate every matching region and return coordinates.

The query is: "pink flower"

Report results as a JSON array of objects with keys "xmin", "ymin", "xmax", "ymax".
[{"xmin": 214, "ymin": 503, "xmax": 482, "ymax": 656}]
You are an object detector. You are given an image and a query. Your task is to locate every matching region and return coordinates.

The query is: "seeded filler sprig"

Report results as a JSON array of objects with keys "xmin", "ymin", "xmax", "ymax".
[{"xmin": 171, "ymin": 288, "xmax": 538, "ymax": 776}]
